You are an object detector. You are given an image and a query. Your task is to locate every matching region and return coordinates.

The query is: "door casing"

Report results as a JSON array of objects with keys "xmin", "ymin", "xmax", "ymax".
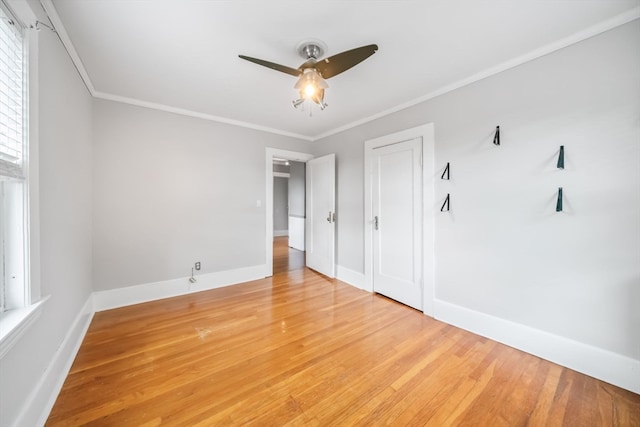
[
  {"xmin": 364, "ymin": 124, "xmax": 435, "ymax": 316},
  {"xmin": 265, "ymin": 148, "xmax": 314, "ymax": 277}
]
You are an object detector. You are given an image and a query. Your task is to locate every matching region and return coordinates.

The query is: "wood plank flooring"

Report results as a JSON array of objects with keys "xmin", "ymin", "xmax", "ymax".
[{"xmin": 47, "ymin": 237, "xmax": 640, "ymax": 426}]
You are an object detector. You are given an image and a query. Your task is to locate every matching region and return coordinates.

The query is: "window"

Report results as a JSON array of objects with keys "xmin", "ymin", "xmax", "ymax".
[{"xmin": 0, "ymin": 2, "xmax": 28, "ymax": 313}]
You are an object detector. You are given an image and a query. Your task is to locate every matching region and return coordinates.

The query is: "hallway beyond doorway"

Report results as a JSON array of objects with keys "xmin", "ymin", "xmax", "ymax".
[{"xmin": 273, "ymin": 236, "xmax": 304, "ymax": 274}]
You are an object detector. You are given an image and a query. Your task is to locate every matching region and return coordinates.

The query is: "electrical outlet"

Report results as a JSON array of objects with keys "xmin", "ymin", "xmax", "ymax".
[{"xmin": 195, "ymin": 262, "xmax": 201, "ymax": 271}]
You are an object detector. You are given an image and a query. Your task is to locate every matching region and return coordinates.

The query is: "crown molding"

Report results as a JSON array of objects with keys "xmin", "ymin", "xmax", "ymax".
[
  {"xmin": 311, "ymin": 8, "xmax": 640, "ymax": 141},
  {"xmin": 38, "ymin": 1, "xmax": 639, "ymax": 142},
  {"xmin": 93, "ymin": 91, "xmax": 314, "ymax": 141},
  {"xmin": 39, "ymin": 0, "xmax": 96, "ymax": 95}
]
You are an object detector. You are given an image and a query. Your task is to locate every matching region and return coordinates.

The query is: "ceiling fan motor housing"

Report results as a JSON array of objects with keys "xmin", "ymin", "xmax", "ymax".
[{"xmin": 296, "ymin": 39, "xmax": 327, "ymax": 60}]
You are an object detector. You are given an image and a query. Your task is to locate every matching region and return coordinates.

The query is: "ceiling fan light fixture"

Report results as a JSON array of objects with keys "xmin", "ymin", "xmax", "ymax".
[
  {"xmin": 294, "ymin": 69, "xmax": 328, "ymax": 95},
  {"xmin": 294, "ymin": 68, "xmax": 328, "ymax": 108},
  {"xmin": 239, "ymin": 41, "xmax": 377, "ymax": 113}
]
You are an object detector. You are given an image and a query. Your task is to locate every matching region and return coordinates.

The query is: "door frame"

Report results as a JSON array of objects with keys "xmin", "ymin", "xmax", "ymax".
[
  {"xmin": 265, "ymin": 148, "xmax": 314, "ymax": 277},
  {"xmin": 364, "ymin": 124, "xmax": 435, "ymax": 315}
]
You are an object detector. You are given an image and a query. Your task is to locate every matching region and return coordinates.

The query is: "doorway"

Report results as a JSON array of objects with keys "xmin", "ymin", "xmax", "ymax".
[
  {"xmin": 265, "ymin": 148, "xmax": 314, "ymax": 277},
  {"xmin": 272, "ymin": 157, "xmax": 306, "ymax": 274}
]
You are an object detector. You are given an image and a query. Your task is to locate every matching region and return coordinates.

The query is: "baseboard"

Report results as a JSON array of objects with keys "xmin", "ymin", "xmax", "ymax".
[
  {"xmin": 14, "ymin": 295, "xmax": 95, "ymax": 427},
  {"xmin": 434, "ymin": 299, "xmax": 640, "ymax": 394},
  {"xmin": 274, "ymin": 230, "xmax": 289, "ymax": 237},
  {"xmin": 93, "ymin": 264, "xmax": 267, "ymax": 312},
  {"xmin": 336, "ymin": 265, "xmax": 366, "ymax": 290}
]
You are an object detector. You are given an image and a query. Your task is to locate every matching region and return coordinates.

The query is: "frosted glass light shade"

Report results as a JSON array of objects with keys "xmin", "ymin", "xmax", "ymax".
[{"xmin": 294, "ymin": 69, "xmax": 328, "ymax": 100}]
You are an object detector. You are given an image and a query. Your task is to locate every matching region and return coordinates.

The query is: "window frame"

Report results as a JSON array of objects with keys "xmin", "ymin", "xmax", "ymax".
[
  {"xmin": 1, "ymin": 0, "xmax": 28, "ymax": 312},
  {"xmin": 0, "ymin": 0, "xmax": 44, "ymax": 358}
]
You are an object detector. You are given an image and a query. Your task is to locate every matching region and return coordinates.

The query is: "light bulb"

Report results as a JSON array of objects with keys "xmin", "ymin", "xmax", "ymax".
[{"xmin": 304, "ymin": 84, "xmax": 316, "ymax": 97}]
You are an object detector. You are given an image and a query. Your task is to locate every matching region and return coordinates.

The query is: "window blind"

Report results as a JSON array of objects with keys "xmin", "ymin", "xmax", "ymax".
[{"xmin": 0, "ymin": 4, "xmax": 24, "ymax": 180}]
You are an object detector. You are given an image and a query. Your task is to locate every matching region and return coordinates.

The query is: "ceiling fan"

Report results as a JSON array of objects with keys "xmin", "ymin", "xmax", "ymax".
[{"xmin": 239, "ymin": 40, "xmax": 378, "ymax": 111}]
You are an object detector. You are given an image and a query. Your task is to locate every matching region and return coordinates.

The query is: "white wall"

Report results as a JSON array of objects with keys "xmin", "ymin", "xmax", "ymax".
[
  {"xmin": 92, "ymin": 99, "xmax": 311, "ymax": 291},
  {"xmin": 313, "ymin": 21, "xmax": 639, "ymax": 380},
  {"xmin": 1, "ymin": 10, "xmax": 637, "ymax": 426},
  {"xmin": 288, "ymin": 161, "xmax": 305, "ymax": 218},
  {"xmin": 273, "ymin": 176, "xmax": 288, "ymax": 234},
  {"xmin": 0, "ymin": 3, "xmax": 94, "ymax": 424}
]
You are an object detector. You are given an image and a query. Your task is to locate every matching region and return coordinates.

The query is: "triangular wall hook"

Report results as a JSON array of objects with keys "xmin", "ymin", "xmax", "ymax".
[
  {"xmin": 440, "ymin": 193, "xmax": 450, "ymax": 212},
  {"xmin": 556, "ymin": 187, "xmax": 563, "ymax": 212},
  {"xmin": 441, "ymin": 162, "xmax": 450, "ymax": 180},
  {"xmin": 557, "ymin": 145, "xmax": 565, "ymax": 169},
  {"xmin": 493, "ymin": 126, "xmax": 500, "ymax": 146}
]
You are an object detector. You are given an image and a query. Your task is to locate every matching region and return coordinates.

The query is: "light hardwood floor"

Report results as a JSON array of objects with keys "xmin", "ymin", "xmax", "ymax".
[{"xmin": 47, "ymin": 237, "xmax": 639, "ymax": 426}]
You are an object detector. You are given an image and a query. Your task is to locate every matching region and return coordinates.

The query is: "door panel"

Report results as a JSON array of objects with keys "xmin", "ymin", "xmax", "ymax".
[
  {"xmin": 306, "ymin": 154, "xmax": 335, "ymax": 277},
  {"xmin": 372, "ymin": 138, "xmax": 422, "ymax": 309}
]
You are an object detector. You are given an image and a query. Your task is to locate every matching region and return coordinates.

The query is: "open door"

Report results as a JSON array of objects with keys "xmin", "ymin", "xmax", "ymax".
[{"xmin": 305, "ymin": 154, "xmax": 336, "ymax": 277}]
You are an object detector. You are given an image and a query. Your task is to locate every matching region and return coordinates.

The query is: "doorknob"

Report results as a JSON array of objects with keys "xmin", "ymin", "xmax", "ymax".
[
  {"xmin": 374, "ymin": 216, "xmax": 379, "ymax": 230},
  {"xmin": 326, "ymin": 211, "xmax": 336, "ymax": 223}
]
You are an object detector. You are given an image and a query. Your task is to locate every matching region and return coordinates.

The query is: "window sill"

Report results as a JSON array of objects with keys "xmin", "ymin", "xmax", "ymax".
[{"xmin": 0, "ymin": 296, "xmax": 49, "ymax": 359}]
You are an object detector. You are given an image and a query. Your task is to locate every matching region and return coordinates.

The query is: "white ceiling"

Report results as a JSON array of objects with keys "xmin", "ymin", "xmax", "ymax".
[{"xmin": 46, "ymin": 0, "xmax": 639, "ymax": 140}]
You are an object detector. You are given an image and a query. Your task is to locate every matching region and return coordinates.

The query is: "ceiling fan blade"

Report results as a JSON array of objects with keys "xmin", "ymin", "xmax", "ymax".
[
  {"xmin": 238, "ymin": 55, "xmax": 301, "ymax": 77},
  {"xmin": 314, "ymin": 44, "xmax": 378, "ymax": 79}
]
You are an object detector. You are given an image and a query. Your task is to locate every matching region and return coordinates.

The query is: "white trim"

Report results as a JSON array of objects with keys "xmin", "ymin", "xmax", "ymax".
[
  {"xmin": 274, "ymin": 229, "xmax": 288, "ymax": 237},
  {"xmin": 39, "ymin": 0, "xmax": 96, "ymax": 95},
  {"xmin": 16, "ymin": 295, "xmax": 94, "ymax": 427},
  {"xmin": 35, "ymin": 2, "xmax": 640, "ymax": 142},
  {"xmin": 26, "ymin": 23, "xmax": 42, "ymax": 305},
  {"xmin": 336, "ymin": 265, "xmax": 365, "ymax": 290},
  {"xmin": 93, "ymin": 264, "xmax": 266, "ymax": 312},
  {"xmin": 5, "ymin": 0, "xmax": 37, "ymax": 29},
  {"xmin": 273, "ymin": 172, "xmax": 290, "ymax": 178},
  {"xmin": 265, "ymin": 148, "xmax": 314, "ymax": 278},
  {"xmin": 5, "ymin": 0, "xmax": 45, "ymax": 309},
  {"xmin": 94, "ymin": 91, "xmax": 313, "ymax": 141},
  {"xmin": 434, "ymin": 299, "xmax": 640, "ymax": 395},
  {"xmin": 364, "ymin": 124, "xmax": 435, "ymax": 315},
  {"xmin": 0, "ymin": 295, "xmax": 48, "ymax": 359},
  {"xmin": 312, "ymin": 9, "xmax": 640, "ymax": 141}
]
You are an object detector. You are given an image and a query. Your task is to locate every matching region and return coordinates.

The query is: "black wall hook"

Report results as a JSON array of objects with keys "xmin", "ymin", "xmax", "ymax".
[
  {"xmin": 557, "ymin": 145, "xmax": 565, "ymax": 169},
  {"xmin": 556, "ymin": 187, "xmax": 563, "ymax": 212},
  {"xmin": 493, "ymin": 126, "xmax": 500, "ymax": 146},
  {"xmin": 440, "ymin": 194, "xmax": 450, "ymax": 212},
  {"xmin": 441, "ymin": 162, "xmax": 450, "ymax": 180}
]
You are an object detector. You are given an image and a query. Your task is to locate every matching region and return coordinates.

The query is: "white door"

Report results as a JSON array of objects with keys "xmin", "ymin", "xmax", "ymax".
[
  {"xmin": 372, "ymin": 138, "xmax": 422, "ymax": 309},
  {"xmin": 306, "ymin": 154, "xmax": 335, "ymax": 277}
]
